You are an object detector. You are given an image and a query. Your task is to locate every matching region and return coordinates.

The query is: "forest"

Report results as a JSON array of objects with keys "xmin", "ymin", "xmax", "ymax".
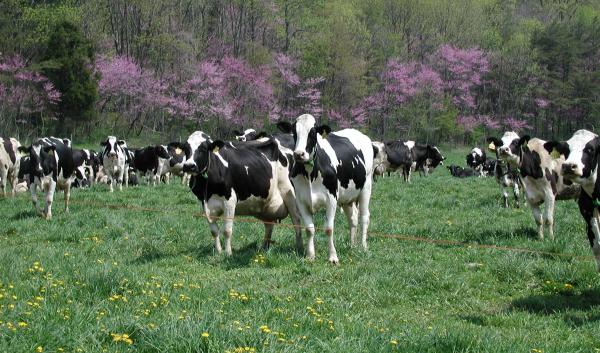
[{"xmin": 1, "ymin": 0, "xmax": 599, "ymax": 144}]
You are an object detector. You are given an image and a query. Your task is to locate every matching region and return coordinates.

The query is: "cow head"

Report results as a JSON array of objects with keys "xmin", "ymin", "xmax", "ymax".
[
  {"xmin": 372, "ymin": 141, "xmax": 388, "ymax": 176},
  {"xmin": 18, "ymin": 143, "xmax": 56, "ymax": 178},
  {"xmin": 280, "ymin": 114, "xmax": 330, "ymax": 164},
  {"xmin": 182, "ymin": 132, "xmax": 212, "ymax": 175},
  {"xmin": 100, "ymin": 136, "xmax": 126, "ymax": 159},
  {"xmin": 233, "ymin": 129, "xmax": 257, "ymax": 142},
  {"xmin": 544, "ymin": 129, "xmax": 600, "ymax": 186},
  {"xmin": 487, "ymin": 132, "xmax": 526, "ymax": 165},
  {"xmin": 427, "ymin": 145, "xmax": 446, "ymax": 168},
  {"xmin": 183, "ymin": 138, "xmax": 225, "ymax": 176},
  {"xmin": 466, "ymin": 148, "xmax": 484, "ymax": 167},
  {"xmin": 154, "ymin": 145, "xmax": 170, "ymax": 159}
]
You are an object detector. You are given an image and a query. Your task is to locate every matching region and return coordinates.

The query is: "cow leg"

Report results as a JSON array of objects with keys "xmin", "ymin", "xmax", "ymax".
[
  {"xmin": 64, "ymin": 182, "xmax": 71, "ymax": 213},
  {"xmin": 222, "ymin": 208, "xmax": 235, "ymax": 256},
  {"xmin": 590, "ymin": 214, "xmax": 600, "ymax": 272},
  {"xmin": 281, "ymin": 188, "xmax": 303, "ymax": 253},
  {"xmin": 297, "ymin": 205, "xmax": 316, "ymax": 260},
  {"xmin": 500, "ymin": 185, "xmax": 509, "ymax": 208},
  {"xmin": 325, "ymin": 200, "xmax": 339, "ymax": 264},
  {"xmin": 342, "ymin": 203, "xmax": 358, "ymax": 247},
  {"xmin": 108, "ymin": 176, "xmax": 114, "ymax": 193},
  {"xmin": 531, "ymin": 204, "xmax": 544, "ymax": 240},
  {"xmin": 44, "ymin": 180, "xmax": 56, "ymax": 220},
  {"xmin": 208, "ymin": 221, "xmax": 222, "ymax": 254},
  {"xmin": 8, "ymin": 169, "xmax": 17, "ymax": 197},
  {"xmin": 358, "ymin": 187, "xmax": 372, "ymax": 251},
  {"xmin": 30, "ymin": 181, "xmax": 41, "ymax": 214},
  {"xmin": 543, "ymin": 194, "xmax": 555, "ymax": 240},
  {"xmin": 261, "ymin": 222, "xmax": 275, "ymax": 251},
  {"xmin": 123, "ymin": 167, "xmax": 129, "ymax": 187},
  {"xmin": 513, "ymin": 183, "xmax": 520, "ymax": 208},
  {"xmin": 0, "ymin": 166, "xmax": 7, "ymax": 197}
]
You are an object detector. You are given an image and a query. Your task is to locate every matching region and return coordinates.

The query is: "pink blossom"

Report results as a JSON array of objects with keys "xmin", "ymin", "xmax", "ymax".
[
  {"xmin": 504, "ymin": 116, "xmax": 532, "ymax": 131},
  {"xmin": 534, "ymin": 98, "xmax": 549, "ymax": 109}
]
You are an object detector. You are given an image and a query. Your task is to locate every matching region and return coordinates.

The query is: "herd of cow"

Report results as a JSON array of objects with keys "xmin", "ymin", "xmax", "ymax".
[{"xmin": 1, "ymin": 114, "xmax": 600, "ymax": 271}]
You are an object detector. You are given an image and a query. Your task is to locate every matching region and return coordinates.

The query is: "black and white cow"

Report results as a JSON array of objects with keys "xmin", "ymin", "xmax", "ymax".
[
  {"xmin": 182, "ymin": 131, "xmax": 302, "ymax": 255},
  {"xmin": 412, "ymin": 144, "xmax": 445, "ymax": 177},
  {"xmin": 466, "ymin": 148, "xmax": 486, "ymax": 176},
  {"xmin": 71, "ymin": 149, "xmax": 92, "ymax": 188},
  {"xmin": 447, "ymin": 165, "xmax": 476, "ymax": 178},
  {"xmin": 131, "ymin": 145, "xmax": 171, "ymax": 186},
  {"xmin": 372, "ymin": 141, "xmax": 387, "ymax": 180},
  {"xmin": 100, "ymin": 136, "xmax": 128, "ymax": 192},
  {"xmin": 381, "ymin": 140, "xmax": 414, "ymax": 181},
  {"xmin": 0, "ymin": 136, "xmax": 21, "ymax": 196},
  {"xmin": 18, "ymin": 137, "xmax": 75, "ymax": 219},
  {"xmin": 544, "ymin": 129, "xmax": 600, "ymax": 271},
  {"xmin": 233, "ymin": 129, "xmax": 258, "ymax": 142},
  {"xmin": 487, "ymin": 131, "xmax": 579, "ymax": 239},
  {"xmin": 278, "ymin": 114, "xmax": 374, "ymax": 264}
]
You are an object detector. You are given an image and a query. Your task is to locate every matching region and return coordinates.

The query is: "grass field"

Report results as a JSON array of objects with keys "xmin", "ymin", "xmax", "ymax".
[{"xmin": 1, "ymin": 148, "xmax": 599, "ymax": 353}]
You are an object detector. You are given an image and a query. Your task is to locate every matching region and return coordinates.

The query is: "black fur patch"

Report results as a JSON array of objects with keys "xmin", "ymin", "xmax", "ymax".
[
  {"xmin": 519, "ymin": 149, "xmax": 544, "ymax": 179},
  {"xmin": 2, "ymin": 137, "xmax": 16, "ymax": 164}
]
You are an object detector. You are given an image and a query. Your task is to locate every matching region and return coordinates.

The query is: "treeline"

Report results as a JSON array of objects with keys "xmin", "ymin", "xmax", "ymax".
[{"xmin": 0, "ymin": 0, "xmax": 599, "ymax": 144}]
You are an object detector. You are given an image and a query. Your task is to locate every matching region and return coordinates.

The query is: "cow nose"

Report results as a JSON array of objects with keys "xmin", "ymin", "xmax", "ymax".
[
  {"xmin": 293, "ymin": 151, "xmax": 305, "ymax": 161},
  {"xmin": 182, "ymin": 163, "xmax": 198, "ymax": 174},
  {"xmin": 561, "ymin": 163, "xmax": 577, "ymax": 173}
]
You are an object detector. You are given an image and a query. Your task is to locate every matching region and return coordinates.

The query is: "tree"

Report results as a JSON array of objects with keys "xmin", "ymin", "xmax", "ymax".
[{"xmin": 42, "ymin": 20, "xmax": 98, "ymax": 134}]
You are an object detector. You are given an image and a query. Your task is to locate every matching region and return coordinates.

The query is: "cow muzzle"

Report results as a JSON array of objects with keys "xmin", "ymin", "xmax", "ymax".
[
  {"xmin": 293, "ymin": 150, "xmax": 310, "ymax": 163},
  {"xmin": 182, "ymin": 162, "xmax": 199, "ymax": 175},
  {"xmin": 561, "ymin": 162, "xmax": 581, "ymax": 177}
]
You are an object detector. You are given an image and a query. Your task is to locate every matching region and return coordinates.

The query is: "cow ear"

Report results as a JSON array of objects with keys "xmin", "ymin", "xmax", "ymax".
[
  {"xmin": 156, "ymin": 145, "xmax": 170, "ymax": 158},
  {"xmin": 372, "ymin": 144, "xmax": 379, "ymax": 156},
  {"xmin": 486, "ymin": 137, "xmax": 501, "ymax": 152},
  {"xmin": 100, "ymin": 141, "xmax": 107, "ymax": 146},
  {"xmin": 233, "ymin": 130, "xmax": 243, "ymax": 136},
  {"xmin": 210, "ymin": 140, "xmax": 225, "ymax": 152},
  {"xmin": 518, "ymin": 135, "xmax": 531, "ymax": 151},
  {"xmin": 256, "ymin": 131, "xmax": 268, "ymax": 139},
  {"xmin": 117, "ymin": 140, "xmax": 126, "ymax": 146},
  {"xmin": 315, "ymin": 125, "xmax": 332, "ymax": 137},
  {"xmin": 43, "ymin": 145, "xmax": 56, "ymax": 155},
  {"xmin": 543, "ymin": 141, "xmax": 570, "ymax": 159},
  {"xmin": 276, "ymin": 121, "xmax": 293, "ymax": 133},
  {"xmin": 18, "ymin": 146, "xmax": 29, "ymax": 154}
]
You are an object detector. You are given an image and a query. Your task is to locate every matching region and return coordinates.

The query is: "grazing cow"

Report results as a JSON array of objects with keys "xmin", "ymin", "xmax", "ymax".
[
  {"xmin": 487, "ymin": 131, "xmax": 579, "ymax": 239},
  {"xmin": 131, "ymin": 145, "xmax": 171, "ymax": 186},
  {"xmin": 466, "ymin": 148, "xmax": 486, "ymax": 176},
  {"xmin": 0, "ymin": 136, "xmax": 21, "ymax": 196},
  {"xmin": 278, "ymin": 114, "xmax": 374, "ymax": 263},
  {"xmin": 100, "ymin": 136, "xmax": 128, "ymax": 192},
  {"xmin": 182, "ymin": 132, "xmax": 302, "ymax": 255},
  {"xmin": 18, "ymin": 137, "xmax": 75, "ymax": 219},
  {"xmin": 233, "ymin": 129, "xmax": 257, "ymax": 142},
  {"xmin": 544, "ymin": 129, "xmax": 600, "ymax": 271}
]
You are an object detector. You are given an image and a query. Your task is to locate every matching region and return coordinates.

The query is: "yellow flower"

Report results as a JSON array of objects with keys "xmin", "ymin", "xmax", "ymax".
[
  {"xmin": 201, "ymin": 332, "xmax": 209, "ymax": 338},
  {"xmin": 564, "ymin": 283, "xmax": 574, "ymax": 289},
  {"xmin": 390, "ymin": 339, "xmax": 398, "ymax": 345},
  {"xmin": 35, "ymin": 347, "xmax": 43, "ymax": 353}
]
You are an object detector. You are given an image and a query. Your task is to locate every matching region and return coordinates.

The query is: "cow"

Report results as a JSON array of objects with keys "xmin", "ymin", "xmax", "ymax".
[
  {"xmin": 411, "ymin": 144, "xmax": 445, "ymax": 177},
  {"xmin": 182, "ymin": 131, "xmax": 302, "ymax": 256},
  {"xmin": 0, "ymin": 136, "xmax": 21, "ymax": 196},
  {"xmin": 487, "ymin": 131, "xmax": 580, "ymax": 240},
  {"xmin": 278, "ymin": 114, "xmax": 374, "ymax": 264},
  {"xmin": 131, "ymin": 145, "xmax": 171, "ymax": 186},
  {"xmin": 71, "ymin": 149, "xmax": 92, "ymax": 188},
  {"xmin": 466, "ymin": 148, "xmax": 486, "ymax": 176},
  {"xmin": 100, "ymin": 136, "xmax": 128, "ymax": 192},
  {"xmin": 382, "ymin": 140, "xmax": 414, "ymax": 181},
  {"xmin": 372, "ymin": 141, "xmax": 387, "ymax": 180},
  {"xmin": 543, "ymin": 129, "xmax": 600, "ymax": 271},
  {"xmin": 447, "ymin": 165, "xmax": 476, "ymax": 178},
  {"xmin": 233, "ymin": 129, "xmax": 257, "ymax": 142},
  {"xmin": 18, "ymin": 137, "xmax": 75, "ymax": 220},
  {"xmin": 492, "ymin": 158, "xmax": 522, "ymax": 208}
]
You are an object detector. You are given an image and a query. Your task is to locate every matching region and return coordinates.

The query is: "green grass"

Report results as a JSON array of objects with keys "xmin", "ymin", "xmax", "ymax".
[{"xmin": 1, "ymin": 148, "xmax": 599, "ymax": 353}]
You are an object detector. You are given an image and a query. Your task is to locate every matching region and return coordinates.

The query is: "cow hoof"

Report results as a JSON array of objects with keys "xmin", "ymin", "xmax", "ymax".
[
  {"xmin": 328, "ymin": 256, "xmax": 339, "ymax": 265},
  {"xmin": 45, "ymin": 213, "xmax": 52, "ymax": 220},
  {"xmin": 306, "ymin": 255, "xmax": 315, "ymax": 262}
]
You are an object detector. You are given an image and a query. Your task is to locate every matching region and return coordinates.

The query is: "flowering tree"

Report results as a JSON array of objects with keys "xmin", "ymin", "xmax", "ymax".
[{"xmin": 0, "ymin": 55, "xmax": 61, "ymax": 135}]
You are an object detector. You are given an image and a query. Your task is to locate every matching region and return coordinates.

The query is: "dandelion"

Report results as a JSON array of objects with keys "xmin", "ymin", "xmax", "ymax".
[
  {"xmin": 564, "ymin": 283, "xmax": 573, "ymax": 290},
  {"xmin": 36, "ymin": 347, "xmax": 43, "ymax": 352},
  {"xmin": 201, "ymin": 332, "xmax": 209, "ymax": 338},
  {"xmin": 390, "ymin": 339, "xmax": 398, "ymax": 345},
  {"xmin": 17, "ymin": 321, "xmax": 27, "ymax": 327}
]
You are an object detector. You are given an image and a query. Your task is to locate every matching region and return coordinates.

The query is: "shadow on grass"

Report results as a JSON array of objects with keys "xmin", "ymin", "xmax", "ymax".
[
  {"xmin": 463, "ymin": 226, "xmax": 538, "ymax": 243},
  {"xmin": 510, "ymin": 289, "xmax": 600, "ymax": 314},
  {"xmin": 11, "ymin": 209, "xmax": 39, "ymax": 220}
]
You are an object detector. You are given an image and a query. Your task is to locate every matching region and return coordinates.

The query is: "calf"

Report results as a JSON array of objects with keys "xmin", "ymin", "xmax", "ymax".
[
  {"xmin": 0, "ymin": 136, "xmax": 21, "ymax": 196},
  {"xmin": 72, "ymin": 149, "xmax": 92, "ymax": 188},
  {"xmin": 100, "ymin": 136, "xmax": 127, "ymax": 192},
  {"xmin": 466, "ymin": 148, "xmax": 486, "ymax": 176},
  {"xmin": 412, "ymin": 144, "xmax": 445, "ymax": 178},
  {"xmin": 279, "ymin": 114, "xmax": 374, "ymax": 264},
  {"xmin": 447, "ymin": 165, "xmax": 476, "ymax": 178},
  {"xmin": 544, "ymin": 129, "xmax": 600, "ymax": 271},
  {"xmin": 382, "ymin": 140, "xmax": 414, "ymax": 181},
  {"xmin": 487, "ymin": 131, "xmax": 579, "ymax": 239},
  {"xmin": 18, "ymin": 137, "xmax": 75, "ymax": 219},
  {"xmin": 492, "ymin": 158, "xmax": 522, "ymax": 208},
  {"xmin": 182, "ymin": 132, "xmax": 302, "ymax": 255},
  {"xmin": 131, "ymin": 145, "xmax": 170, "ymax": 186}
]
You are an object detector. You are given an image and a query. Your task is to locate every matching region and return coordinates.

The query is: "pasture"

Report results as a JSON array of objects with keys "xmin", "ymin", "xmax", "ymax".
[{"xmin": 0, "ymin": 148, "xmax": 599, "ymax": 353}]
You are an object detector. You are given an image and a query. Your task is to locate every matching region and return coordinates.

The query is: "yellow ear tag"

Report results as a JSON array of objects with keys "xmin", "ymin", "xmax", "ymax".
[
  {"xmin": 488, "ymin": 142, "xmax": 496, "ymax": 151},
  {"xmin": 175, "ymin": 147, "xmax": 182, "ymax": 155},
  {"xmin": 212, "ymin": 146, "xmax": 220, "ymax": 153},
  {"xmin": 47, "ymin": 149, "xmax": 54, "ymax": 156},
  {"xmin": 550, "ymin": 147, "xmax": 560, "ymax": 159}
]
